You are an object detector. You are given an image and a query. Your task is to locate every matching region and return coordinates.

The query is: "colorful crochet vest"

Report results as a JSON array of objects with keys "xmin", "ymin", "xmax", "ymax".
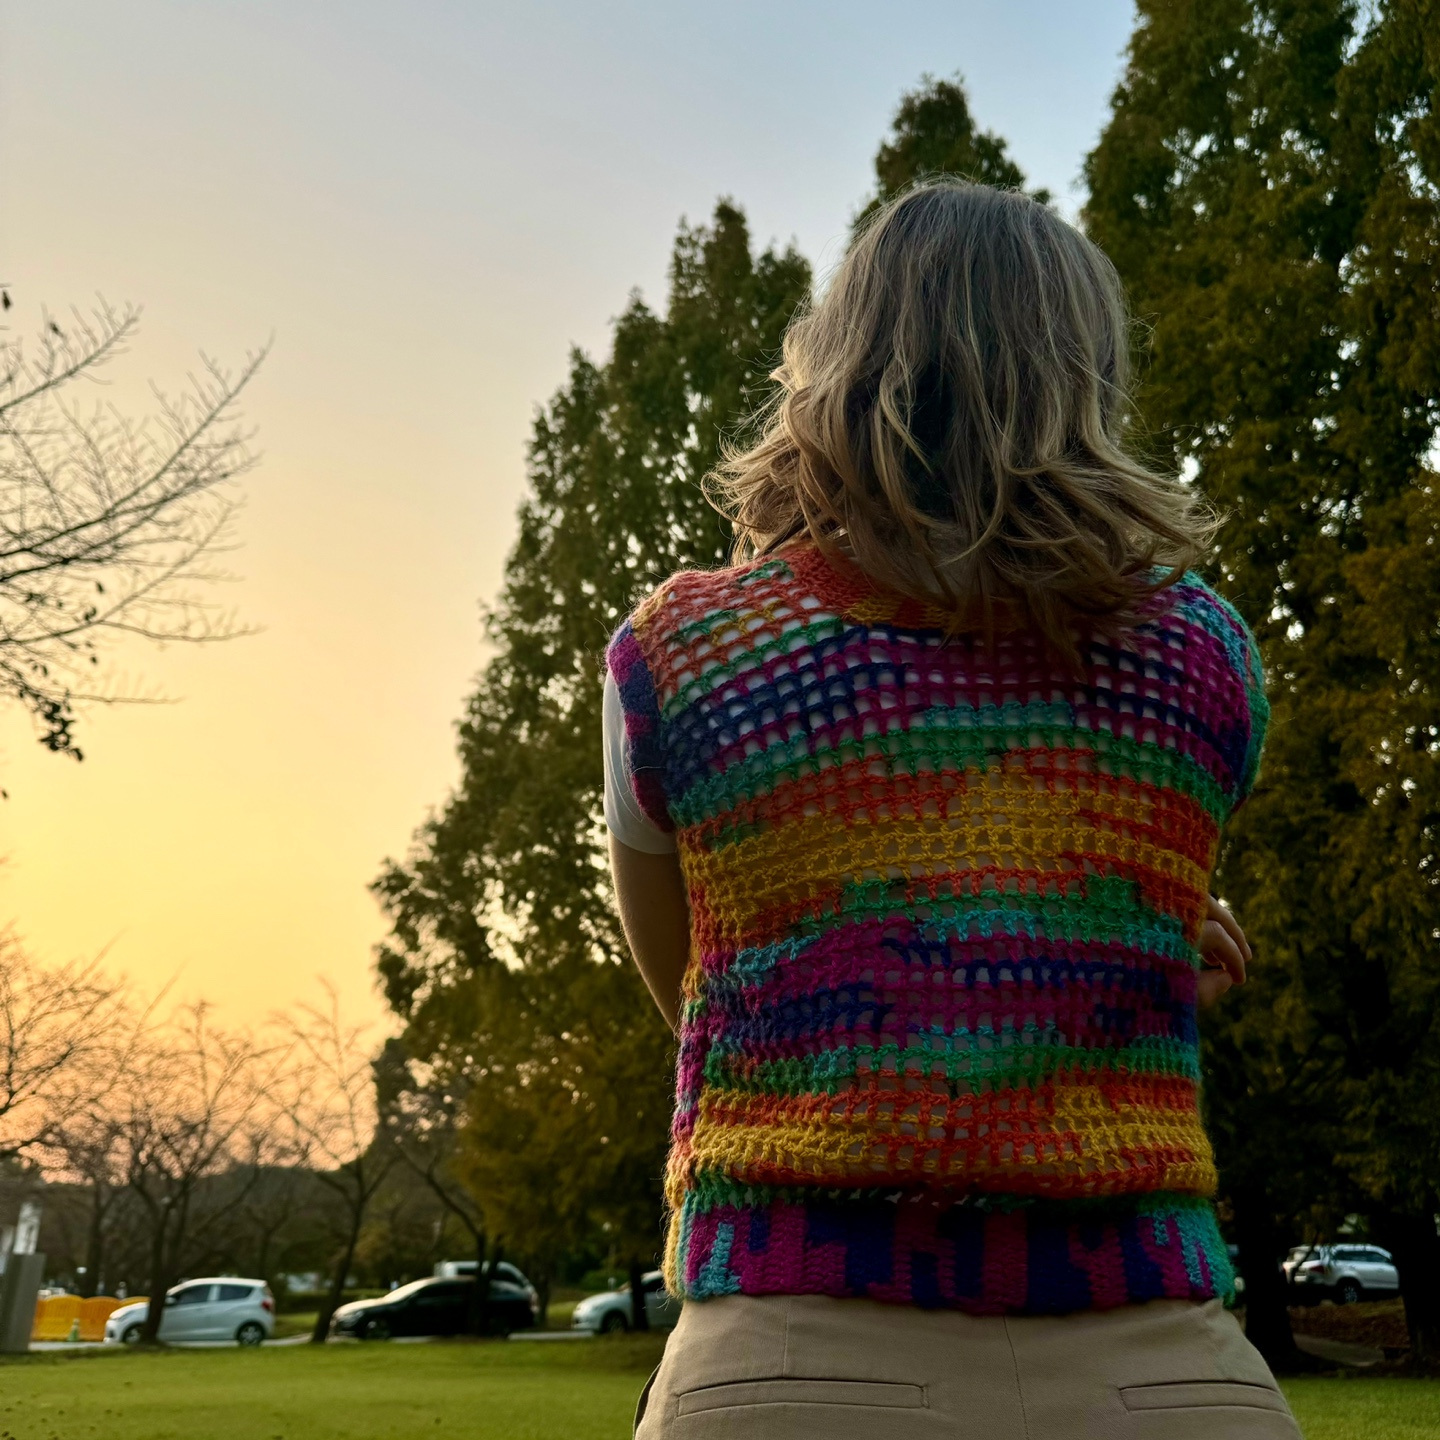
[{"xmin": 606, "ymin": 544, "xmax": 1267, "ymax": 1315}]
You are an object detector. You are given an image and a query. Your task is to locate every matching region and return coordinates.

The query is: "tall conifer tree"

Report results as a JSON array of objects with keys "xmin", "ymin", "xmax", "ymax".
[
  {"xmin": 372, "ymin": 76, "xmax": 1026, "ymax": 1304},
  {"xmin": 1085, "ymin": 0, "xmax": 1440, "ymax": 1362},
  {"xmin": 860, "ymin": 75, "xmax": 1043, "ymax": 218},
  {"xmin": 373, "ymin": 206, "xmax": 810, "ymax": 1299}
]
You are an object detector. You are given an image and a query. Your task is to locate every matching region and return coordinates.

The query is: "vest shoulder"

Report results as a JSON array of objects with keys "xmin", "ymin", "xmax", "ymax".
[
  {"xmin": 625, "ymin": 554, "xmax": 799, "ymax": 643},
  {"xmin": 1159, "ymin": 573, "xmax": 1265, "ymax": 688}
]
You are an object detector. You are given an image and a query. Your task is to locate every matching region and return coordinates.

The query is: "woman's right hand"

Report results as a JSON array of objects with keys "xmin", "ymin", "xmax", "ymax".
[{"xmin": 1198, "ymin": 894, "xmax": 1251, "ymax": 1008}]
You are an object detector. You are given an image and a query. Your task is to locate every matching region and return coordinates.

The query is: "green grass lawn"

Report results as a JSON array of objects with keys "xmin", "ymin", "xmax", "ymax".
[
  {"xmin": 0, "ymin": 1339, "xmax": 1434, "ymax": 1440},
  {"xmin": 0, "ymin": 1336, "xmax": 666, "ymax": 1440},
  {"xmin": 544, "ymin": 1285, "xmax": 594, "ymax": 1331},
  {"xmin": 1282, "ymin": 1378, "xmax": 1440, "ymax": 1440}
]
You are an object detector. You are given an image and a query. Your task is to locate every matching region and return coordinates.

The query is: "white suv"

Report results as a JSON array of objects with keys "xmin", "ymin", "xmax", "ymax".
[
  {"xmin": 105, "ymin": 1278, "xmax": 276, "ymax": 1345},
  {"xmin": 1283, "ymin": 1245, "xmax": 1400, "ymax": 1305}
]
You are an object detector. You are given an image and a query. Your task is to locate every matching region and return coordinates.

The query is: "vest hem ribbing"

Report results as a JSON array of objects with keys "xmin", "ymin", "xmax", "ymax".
[{"xmin": 669, "ymin": 1190, "xmax": 1232, "ymax": 1316}]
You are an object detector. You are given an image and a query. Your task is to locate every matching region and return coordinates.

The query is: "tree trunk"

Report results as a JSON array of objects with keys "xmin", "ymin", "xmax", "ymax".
[
  {"xmin": 477, "ymin": 1238, "xmax": 503, "ymax": 1337},
  {"xmin": 1232, "ymin": 1186, "xmax": 1302, "ymax": 1371},
  {"xmin": 80, "ymin": 1190, "xmax": 108, "ymax": 1299},
  {"xmin": 311, "ymin": 1213, "xmax": 362, "ymax": 1344},
  {"xmin": 536, "ymin": 1267, "xmax": 551, "ymax": 1331},
  {"xmin": 254, "ymin": 1227, "xmax": 275, "ymax": 1293},
  {"xmin": 140, "ymin": 1215, "xmax": 173, "ymax": 1345},
  {"xmin": 1372, "ymin": 1208, "xmax": 1440, "ymax": 1365},
  {"xmin": 465, "ymin": 1229, "xmax": 489, "ymax": 1336},
  {"xmin": 628, "ymin": 1256, "xmax": 650, "ymax": 1334}
]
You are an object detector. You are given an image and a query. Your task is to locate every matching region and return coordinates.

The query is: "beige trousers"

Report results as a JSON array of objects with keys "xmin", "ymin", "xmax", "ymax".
[{"xmin": 634, "ymin": 1295, "xmax": 1301, "ymax": 1439}]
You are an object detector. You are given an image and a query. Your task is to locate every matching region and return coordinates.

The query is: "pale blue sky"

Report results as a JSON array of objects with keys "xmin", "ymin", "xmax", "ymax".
[{"xmin": 1, "ymin": 0, "xmax": 1137, "ymax": 1020}]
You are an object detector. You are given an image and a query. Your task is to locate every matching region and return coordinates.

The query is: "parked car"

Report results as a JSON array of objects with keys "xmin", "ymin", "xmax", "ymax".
[
  {"xmin": 572, "ymin": 1271, "xmax": 680, "ymax": 1334},
  {"xmin": 330, "ymin": 1270, "xmax": 538, "ymax": 1339},
  {"xmin": 104, "ymin": 1278, "xmax": 275, "ymax": 1346},
  {"xmin": 432, "ymin": 1260, "xmax": 533, "ymax": 1288},
  {"xmin": 1283, "ymin": 1244, "xmax": 1400, "ymax": 1304}
]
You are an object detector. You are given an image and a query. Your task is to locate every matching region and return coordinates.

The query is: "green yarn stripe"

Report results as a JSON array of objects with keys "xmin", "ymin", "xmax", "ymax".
[
  {"xmin": 671, "ymin": 719, "xmax": 1231, "ymax": 837},
  {"xmin": 680, "ymin": 1170, "xmax": 1218, "ymax": 1218},
  {"xmin": 700, "ymin": 1034, "xmax": 1201, "ymax": 1096},
  {"xmin": 664, "ymin": 613, "xmax": 848, "ymax": 714}
]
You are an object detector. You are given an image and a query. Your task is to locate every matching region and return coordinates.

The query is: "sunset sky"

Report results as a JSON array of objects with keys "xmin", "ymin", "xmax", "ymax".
[{"xmin": 1, "ymin": 0, "xmax": 1136, "ymax": 1026}]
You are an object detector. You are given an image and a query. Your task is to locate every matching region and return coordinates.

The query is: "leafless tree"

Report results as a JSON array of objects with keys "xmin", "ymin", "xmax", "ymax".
[
  {"xmin": 268, "ymin": 984, "xmax": 392, "ymax": 1343},
  {"xmin": 225, "ymin": 1132, "xmax": 315, "ymax": 1287},
  {"xmin": 43, "ymin": 1105, "xmax": 129, "ymax": 1296},
  {"xmin": 379, "ymin": 1038, "xmax": 496, "ymax": 1332},
  {"xmin": 44, "ymin": 1102, "xmax": 318, "ymax": 1302},
  {"xmin": 0, "ymin": 301, "xmax": 264, "ymax": 757},
  {"xmin": 113, "ymin": 1004, "xmax": 267, "ymax": 1343},
  {"xmin": 0, "ymin": 930, "xmax": 133, "ymax": 1158}
]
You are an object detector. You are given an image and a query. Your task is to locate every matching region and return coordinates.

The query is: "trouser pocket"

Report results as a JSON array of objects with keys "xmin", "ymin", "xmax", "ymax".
[
  {"xmin": 1120, "ymin": 1379, "xmax": 1301, "ymax": 1438},
  {"xmin": 677, "ymin": 1378, "xmax": 925, "ymax": 1416}
]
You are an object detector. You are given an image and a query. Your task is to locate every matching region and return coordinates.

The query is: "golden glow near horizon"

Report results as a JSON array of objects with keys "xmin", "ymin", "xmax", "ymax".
[{"xmin": 1, "ymin": 1, "xmax": 1133, "ymax": 1024}]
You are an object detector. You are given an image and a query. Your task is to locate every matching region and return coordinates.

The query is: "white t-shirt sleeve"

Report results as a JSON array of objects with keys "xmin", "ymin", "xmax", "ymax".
[{"xmin": 603, "ymin": 670, "xmax": 678, "ymax": 855}]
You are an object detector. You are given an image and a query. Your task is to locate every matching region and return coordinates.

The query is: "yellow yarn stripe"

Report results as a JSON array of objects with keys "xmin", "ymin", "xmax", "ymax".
[
  {"xmin": 681, "ymin": 793, "xmax": 1212, "ymax": 942},
  {"xmin": 680, "ymin": 1113, "xmax": 1216, "ymax": 1194}
]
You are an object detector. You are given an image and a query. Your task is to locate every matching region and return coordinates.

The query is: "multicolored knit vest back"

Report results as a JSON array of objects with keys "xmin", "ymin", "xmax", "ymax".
[{"xmin": 606, "ymin": 545, "xmax": 1267, "ymax": 1315}]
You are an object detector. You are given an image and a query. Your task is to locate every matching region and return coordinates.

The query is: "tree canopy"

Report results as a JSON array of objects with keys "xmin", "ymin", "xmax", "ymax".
[
  {"xmin": 1085, "ymin": 0, "xmax": 1440, "ymax": 1361},
  {"xmin": 370, "ymin": 78, "xmax": 1039, "ymax": 1293},
  {"xmin": 373, "ymin": 204, "xmax": 811, "ymax": 1290},
  {"xmin": 862, "ymin": 74, "xmax": 1044, "ymax": 219},
  {"xmin": 376, "ymin": 36, "xmax": 1440, "ymax": 1364}
]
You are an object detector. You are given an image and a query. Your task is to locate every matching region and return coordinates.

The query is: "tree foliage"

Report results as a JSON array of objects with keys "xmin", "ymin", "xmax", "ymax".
[
  {"xmin": 372, "ymin": 43, "xmax": 1440, "ymax": 1364},
  {"xmin": 373, "ymin": 203, "xmax": 811, "ymax": 1281},
  {"xmin": 863, "ymin": 74, "xmax": 1044, "ymax": 218},
  {"xmin": 1085, "ymin": 0, "xmax": 1440, "ymax": 1361}
]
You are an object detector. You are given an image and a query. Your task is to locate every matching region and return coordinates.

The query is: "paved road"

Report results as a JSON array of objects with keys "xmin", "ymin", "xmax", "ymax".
[
  {"xmin": 1294, "ymin": 1333, "xmax": 1385, "ymax": 1367},
  {"xmin": 29, "ymin": 1329, "xmax": 592, "ymax": 1353}
]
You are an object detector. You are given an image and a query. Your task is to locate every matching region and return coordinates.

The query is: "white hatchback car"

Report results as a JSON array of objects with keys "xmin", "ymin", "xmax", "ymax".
[
  {"xmin": 571, "ymin": 1272, "xmax": 680, "ymax": 1334},
  {"xmin": 105, "ymin": 1277, "xmax": 275, "ymax": 1346}
]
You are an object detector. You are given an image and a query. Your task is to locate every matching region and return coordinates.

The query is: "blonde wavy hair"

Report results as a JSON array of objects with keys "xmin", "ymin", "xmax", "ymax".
[{"xmin": 710, "ymin": 181, "xmax": 1215, "ymax": 649}]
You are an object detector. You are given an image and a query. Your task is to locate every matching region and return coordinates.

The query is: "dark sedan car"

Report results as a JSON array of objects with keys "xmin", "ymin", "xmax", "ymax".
[{"xmin": 330, "ymin": 1272, "xmax": 538, "ymax": 1339}]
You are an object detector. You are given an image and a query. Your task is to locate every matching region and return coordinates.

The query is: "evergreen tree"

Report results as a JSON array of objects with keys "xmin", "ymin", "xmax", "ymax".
[
  {"xmin": 861, "ymin": 74, "xmax": 1045, "ymax": 219},
  {"xmin": 372, "ymin": 54, "xmax": 1440, "ymax": 1367},
  {"xmin": 372, "ymin": 78, "xmax": 1026, "ymax": 1295},
  {"xmin": 1085, "ymin": 0, "xmax": 1440, "ymax": 1363},
  {"xmin": 372, "ymin": 204, "xmax": 810, "ymax": 1285}
]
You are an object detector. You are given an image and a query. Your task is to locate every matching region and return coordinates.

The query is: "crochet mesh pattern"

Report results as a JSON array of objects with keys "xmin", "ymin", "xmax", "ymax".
[{"xmin": 607, "ymin": 544, "xmax": 1268, "ymax": 1315}]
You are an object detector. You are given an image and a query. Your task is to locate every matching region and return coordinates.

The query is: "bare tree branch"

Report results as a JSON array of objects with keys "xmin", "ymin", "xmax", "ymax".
[
  {"xmin": 0, "ymin": 301, "xmax": 266, "ymax": 756},
  {"xmin": 266, "ymin": 983, "xmax": 392, "ymax": 1343},
  {"xmin": 0, "ymin": 931, "xmax": 133, "ymax": 1157},
  {"xmin": 111, "ymin": 1004, "xmax": 269, "ymax": 1343}
]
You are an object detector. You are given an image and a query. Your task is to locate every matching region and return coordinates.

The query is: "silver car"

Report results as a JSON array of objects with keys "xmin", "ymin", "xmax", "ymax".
[
  {"xmin": 571, "ymin": 1271, "xmax": 680, "ymax": 1334},
  {"xmin": 1283, "ymin": 1245, "xmax": 1400, "ymax": 1305},
  {"xmin": 104, "ymin": 1277, "xmax": 276, "ymax": 1345}
]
